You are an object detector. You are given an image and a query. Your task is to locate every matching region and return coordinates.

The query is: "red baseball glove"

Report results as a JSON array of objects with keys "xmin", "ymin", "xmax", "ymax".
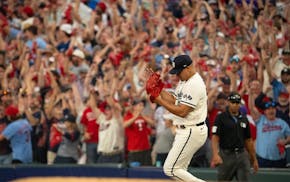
[{"xmin": 146, "ymin": 72, "xmax": 164, "ymax": 102}]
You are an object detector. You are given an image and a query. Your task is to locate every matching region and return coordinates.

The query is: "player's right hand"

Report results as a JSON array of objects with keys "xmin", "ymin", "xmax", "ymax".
[{"xmin": 210, "ymin": 154, "xmax": 223, "ymax": 168}]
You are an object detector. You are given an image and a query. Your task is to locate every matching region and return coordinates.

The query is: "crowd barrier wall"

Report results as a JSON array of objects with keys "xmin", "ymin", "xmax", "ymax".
[{"xmin": 0, "ymin": 164, "xmax": 289, "ymax": 182}]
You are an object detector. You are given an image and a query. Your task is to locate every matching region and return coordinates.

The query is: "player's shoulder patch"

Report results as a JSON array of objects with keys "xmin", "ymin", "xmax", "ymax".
[
  {"xmin": 212, "ymin": 126, "xmax": 217, "ymax": 133},
  {"xmin": 240, "ymin": 122, "xmax": 247, "ymax": 128}
]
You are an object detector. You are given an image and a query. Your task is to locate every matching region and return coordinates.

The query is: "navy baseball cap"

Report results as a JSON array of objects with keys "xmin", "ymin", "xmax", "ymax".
[
  {"xmin": 228, "ymin": 92, "xmax": 241, "ymax": 103},
  {"xmin": 169, "ymin": 55, "xmax": 192, "ymax": 74},
  {"xmin": 221, "ymin": 76, "xmax": 231, "ymax": 85},
  {"xmin": 282, "ymin": 49, "xmax": 290, "ymax": 55},
  {"xmin": 263, "ymin": 101, "xmax": 277, "ymax": 110},
  {"xmin": 60, "ymin": 114, "xmax": 76, "ymax": 123},
  {"xmin": 281, "ymin": 68, "xmax": 290, "ymax": 75}
]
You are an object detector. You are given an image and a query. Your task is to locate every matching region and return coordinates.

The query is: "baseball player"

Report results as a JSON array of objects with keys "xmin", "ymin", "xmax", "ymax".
[{"xmin": 151, "ymin": 55, "xmax": 208, "ymax": 182}]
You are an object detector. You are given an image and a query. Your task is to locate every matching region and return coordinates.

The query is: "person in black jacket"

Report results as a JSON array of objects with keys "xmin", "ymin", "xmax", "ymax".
[{"xmin": 211, "ymin": 92, "xmax": 259, "ymax": 182}]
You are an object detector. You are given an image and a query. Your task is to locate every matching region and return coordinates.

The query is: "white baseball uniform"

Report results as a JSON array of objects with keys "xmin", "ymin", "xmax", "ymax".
[
  {"xmin": 163, "ymin": 73, "xmax": 208, "ymax": 182},
  {"xmin": 97, "ymin": 113, "xmax": 124, "ymax": 154}
]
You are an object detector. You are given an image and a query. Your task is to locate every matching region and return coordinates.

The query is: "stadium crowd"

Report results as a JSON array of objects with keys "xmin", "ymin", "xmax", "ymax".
[{"xmin": 0, "ymin": 0, "xmax": 289, "ymax": 169}]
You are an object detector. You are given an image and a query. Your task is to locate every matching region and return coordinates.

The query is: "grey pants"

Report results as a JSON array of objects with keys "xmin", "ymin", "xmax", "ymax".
[{"xmin": 217, "ymin": 149, "xmax": 251, "ymax": 182}]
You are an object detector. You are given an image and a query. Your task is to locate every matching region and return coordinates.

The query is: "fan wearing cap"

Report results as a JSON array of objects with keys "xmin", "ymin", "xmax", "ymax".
[
  {"xmin": 87, "ymin": 92, "xmax": 125, "ymax": 164},
  {"xmin": 211, "ymin": 92, "xmax": 258, "ymax": 181},
  {"xmin": 151, "ymin": 54, "xmax": 207, "ymax": 181},
  {"xmin": 272, "ymin": 48, "xmax": 290, "ymax": 78},
  {"xmin": 0, "ymin": 105, "xmax": 33, "ymax": 164},
  {"xmin": 54, "ymin": 23, "xmax": 73, "ymax": 52},
  {"xmin": 220, "ymin": 76, "xmax": 232, "ymax": 96},
  {"xmin": 281, "ymin": 67, "xmax": 290, "ymax": 86},
  {"xmin": 249, "ymin": 96, "xmax": 290, "ymax": 168},
  {"xmin": 53, "ymin": 114, "xmax": 81, "ymax": 164},
  {"xmin": 70, "ymin": 49, "xmax": 89, "ymax": 77},
  {"xmin": 270, "ymin": 67, "xmax": 290, "ymax": 102},
  {"xmin": 264, "ymin": 51, "xmax": 289, "ymax": 102},
  {"xmin": 226, "ymin": 54, "xmax": 242, "ymax": 88},
  {"xmin": 94, "ymin": 1, "xmax": 110, "ymax": 26}
]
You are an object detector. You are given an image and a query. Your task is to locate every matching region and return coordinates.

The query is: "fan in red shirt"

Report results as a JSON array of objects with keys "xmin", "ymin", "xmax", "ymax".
[
  {"xmin": 123, "ymin": 99, "xmax": 155, "ymax": 166},
  {"xmin": 208, "ymin": 93, "xmax": 228, "ymax": 139},
  {"xmin": 80, "ymin": 91, "xmax": 102, "ymax": 164}
]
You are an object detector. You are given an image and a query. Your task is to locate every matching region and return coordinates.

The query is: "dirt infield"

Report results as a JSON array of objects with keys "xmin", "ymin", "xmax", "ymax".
[{"xmin": 13, "ymin": 177, "xmax": 173, "ymax": 182}]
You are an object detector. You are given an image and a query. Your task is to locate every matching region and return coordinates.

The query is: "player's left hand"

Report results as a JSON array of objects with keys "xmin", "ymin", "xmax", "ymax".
[
  {"xmin": 210, "ymin": 154, "xmax": 223, "ymax": 168},
  {"xmin": 252, "ymin": 159, "xmax": 259, "ymax": 173},
  {"xmin": 145, "ymin": 69, "xmax": 164, "ymax": 102}
]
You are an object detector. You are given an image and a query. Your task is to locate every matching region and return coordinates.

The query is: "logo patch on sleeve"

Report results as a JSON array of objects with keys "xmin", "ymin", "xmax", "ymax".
[
  {"xmin": 240, "ymin": 122, "xmax": 246, "ymax": 128},
  {"xmin": 212, "ymin": 126, "xmax": 217, "ymax": 133}
]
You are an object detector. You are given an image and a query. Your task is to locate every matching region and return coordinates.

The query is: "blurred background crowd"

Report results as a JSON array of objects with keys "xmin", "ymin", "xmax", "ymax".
[{"xmin": 0, "ymin": 0, "xmax": 289, "ymax": 168}]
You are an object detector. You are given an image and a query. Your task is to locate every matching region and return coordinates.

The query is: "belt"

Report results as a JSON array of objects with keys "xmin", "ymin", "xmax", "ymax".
[
  {"xmin": 221, "ymin": 148, "xmax": 244, "ymax": 154},
  {"xmin": 100, "ymin": 150, "xmax": 123, "ymax": 156},
  {"xmin": 175, "ymin": 121, "xmax": 205, "ymax": 129}
]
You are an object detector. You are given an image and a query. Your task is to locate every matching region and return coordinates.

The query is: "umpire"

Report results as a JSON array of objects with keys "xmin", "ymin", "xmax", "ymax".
[{"xmin": 211, "ymin": 92, "xmax": 259, "ymax": 182}]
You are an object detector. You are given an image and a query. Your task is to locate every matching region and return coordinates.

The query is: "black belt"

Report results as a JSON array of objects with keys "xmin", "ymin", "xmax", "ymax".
[
  {"xmin": 100, "ymin": 150, "xmax": 123, "ymax": 156},
  {"xmin": 175, "ymin": 121, "xmax": 205, "ymax": 129},
  {"xmin": 221, "ymin": 148, "xmax": 244, "ymax": 154}
]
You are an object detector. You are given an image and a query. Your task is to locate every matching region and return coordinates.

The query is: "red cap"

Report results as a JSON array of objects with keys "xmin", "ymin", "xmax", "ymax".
[
  {"xmin": 98, "ymin": 2, "xmax": 107, "ymax": 12},
  {"xmin": 109, "ymin": 51, "xmax": 124, "ymax": 67},
  {"xmin": 5, "ymin": 105, "xmax": 19, "ymax": 117},
  {"xmin": 22, "ymin": 6, "xmax": 34, "ymax": 17}
]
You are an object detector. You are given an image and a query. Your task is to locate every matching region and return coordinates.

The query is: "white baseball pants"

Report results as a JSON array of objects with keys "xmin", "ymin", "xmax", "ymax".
[{"xmin": 163, "ymin": 124, "xmax": 208, "ymax": 182}]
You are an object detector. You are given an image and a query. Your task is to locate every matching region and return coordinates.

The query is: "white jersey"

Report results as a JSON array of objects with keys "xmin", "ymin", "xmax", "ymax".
[
  {"xmin": 172, "ymin": 73, "xmax": 207, "ymax": 125},
  {"xmin": 97, "ymin": 114, "xmax": 124, "ymax": 153}
]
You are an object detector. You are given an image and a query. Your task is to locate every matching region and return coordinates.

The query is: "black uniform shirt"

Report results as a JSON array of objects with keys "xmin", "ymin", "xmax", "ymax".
[{"xmin": 212, "ymin": 109, "xmax": 251, "ymax": 150}]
